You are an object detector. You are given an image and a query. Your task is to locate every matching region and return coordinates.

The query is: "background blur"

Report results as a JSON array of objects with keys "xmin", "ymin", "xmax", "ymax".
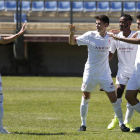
[{"xmin": 0, "ymin": 0, "xmax": 139, "ymax": 76}]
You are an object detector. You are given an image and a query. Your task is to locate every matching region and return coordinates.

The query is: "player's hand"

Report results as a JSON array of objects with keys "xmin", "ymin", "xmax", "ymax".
[
  {"xmin": 107, "ymin": 32, "xmax": 114, "ymax": 37},
  {"xmin": 131, "ymin": 32, "xmax": 138, "ymax": 38},
  {"xmin": 19, "ymin": 23, "xmax": 26, "ymax": 35},
  {"xmin": 68, "ymin": 24, "xmax": 76, "ymax": 33},
  {"xmin": 109, "ymin": 29, "xmax": 120, "ymax": 34}
]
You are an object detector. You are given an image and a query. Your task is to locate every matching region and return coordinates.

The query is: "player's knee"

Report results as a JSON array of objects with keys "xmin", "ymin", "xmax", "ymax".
[
  {"xmin": 125, "ymin": 91, "xmax": 132, "ymax": 103},
  {"xmin": 116, "ymin": 88, "xmax": 123, "ymax": 98}
]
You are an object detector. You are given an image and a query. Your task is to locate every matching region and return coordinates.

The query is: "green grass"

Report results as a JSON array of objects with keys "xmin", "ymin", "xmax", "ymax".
[{"xmin": 0, "ymin": 76, "xmax": 140, "ymax": 140}]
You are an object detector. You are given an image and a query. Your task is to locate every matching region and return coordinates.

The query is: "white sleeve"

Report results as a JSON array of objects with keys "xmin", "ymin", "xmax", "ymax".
[
  {"xmin": 76, "ymin": 32, "xmax": 90, "ymax": 46},
  {"xmin": 110, "ymin": 39, "xmax": 116, "ymax": 53}
]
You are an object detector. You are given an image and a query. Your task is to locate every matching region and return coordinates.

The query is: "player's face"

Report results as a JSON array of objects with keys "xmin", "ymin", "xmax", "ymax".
[
  {"xmin": 136, "ymin": 19, "xmax": 140, "ymax": 30},
  {"xmin": 119, "ymin": 17, "xmax": 131, "ymax": 31},
  {"xmin": 96, "ymin": 19, "xmax": 108, "ymax": 32}
]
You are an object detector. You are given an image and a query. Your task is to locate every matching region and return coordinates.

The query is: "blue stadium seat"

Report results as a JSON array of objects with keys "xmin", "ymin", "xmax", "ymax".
[
  {"xmin": 18, "ymin": 1, "xmax": 30, "ymax": 11},
  {"xmin": 97, "ymin": 2, "xmax": 109, "ymax": 12},
  {"xmin": 136, "ymin": 2, "xmax": 140, "ymax": 12},
  {"xmin": 0, "ymin": 1, "xmax": 4, "ymax": 11},
  {"xmin": 123, "ymin": 2, "xmax": 136, "ymax": 12},
  {"xmin": 73, "ymin": 2, "xmax": 83, "ymax": 12},
  {"xmin": 45, "ymin": 1, "xmax": 57, "ymax": 11},
  {"xmin": 84, "ymin": 2, "xmax": 96, "ymax": 12},
  {"xmin": 32, "ymin": 1, "xmax": 44, "ymax": 11},
  {"xmin": 14, "ymin": 13, "xmax": 27, "ymax": 23},
  {"xmin": 5, "ymin": 1, "xmax": 17, "ymax": 11},
  {"xmin": 110, "ymin": 2, "xmax": 122, "ymax": 12},
  {"xmin": 58, "ymin": 1, "xmax": 70, "ymax": 12}
]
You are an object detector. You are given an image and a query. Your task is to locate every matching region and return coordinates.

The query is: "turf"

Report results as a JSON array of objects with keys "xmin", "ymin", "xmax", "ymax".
[{"xmin": 0, "ymin": 76, "xmax": 140, "ymax": 140}]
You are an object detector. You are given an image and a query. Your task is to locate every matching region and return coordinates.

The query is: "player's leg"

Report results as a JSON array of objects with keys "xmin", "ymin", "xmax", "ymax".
[
  {"xmin": 106, "ymin": 91, "xmax": 130, "ymax": 132},
  {"xmin": 79, "ymin": 91, "xmax": 91, "ymax": 131}
]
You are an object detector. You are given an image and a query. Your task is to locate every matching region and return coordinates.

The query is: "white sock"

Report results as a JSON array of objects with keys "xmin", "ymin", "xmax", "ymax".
[
  {"xmin": 124, "ymin": 102, "xmax": 134, "ymax": 124},
  {"xmin": 80, "ymin": 96, "xmax": 90, "ymax": 127},
  {"xmin": 112, "ymin": 100, "xmax": 123, "ymax": 127},
  {"xmin": 0, "ymin": 94, "xmax": 3, "ymax": 130},
  {"xmin": 132, "ymin": 102, "xmax": 140, "ymax": 113},
  {"xmin": 115, "ymin": 98, "xmax": 122, "ymax": 117}
]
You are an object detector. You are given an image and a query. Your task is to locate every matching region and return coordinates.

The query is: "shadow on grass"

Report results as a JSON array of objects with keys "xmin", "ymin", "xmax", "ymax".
[{"xmin": 12, "ymin": 131, "xmax": 67, "ymax": 136}]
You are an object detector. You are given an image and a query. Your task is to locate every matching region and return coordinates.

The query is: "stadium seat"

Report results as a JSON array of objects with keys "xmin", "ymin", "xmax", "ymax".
[
  {"xmin": 84, "ymin": 2, "xmax": 96, "ymax": 12},
  {"xmin": 5, "ymin": 1, "xmax": 17, "ymax": 11},
  {"xmin": 14, "ymin": 13, "xmax": 27, "ymax": 23},
  {"xmin": 123, "ymin": 2, "xmax": 136, "ymax": 12},
  {"xmin": 73, "ymin": 2, "xmax": 83, "ymax": 12},
  {"xmin": 45, "ymin": 1, "xmax": 57, "ymax": 11},
  {"xmin": 18, "ymin": 1, "xmax": 30, "ymax": 11},
  {"xmin": 58, "ymin": 1, "xmax": 70, "ymax": 12},
  {"xmin": 0, "ymin": 1, "xmax": 4, "ymax": 11},
  {"xmin": 32, "ymin": 1, "xmax": 44, "ymax": 11},
  {"xmin": 97, "ymin": 2, "xmax": 109, "ymax": 12},
  {"xmin": 136, "ymin": 2, "xmax": 140, "ymax": 12},
  {"xmin": 110, "ymin": 2, "xmax": 122, "ymax": 12}
]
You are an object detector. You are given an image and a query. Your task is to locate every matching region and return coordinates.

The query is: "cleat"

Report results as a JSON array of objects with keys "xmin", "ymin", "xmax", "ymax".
[
  {"xmin": 0, "ymin": 128, "xmax": 10, "ymax": 134},
  {"xmin": 78, "ymin": 125, "xmax": 86, "ymax": 131},
  {"xmin": 125, "ymin": 123, "xmax": 134, "ymax": 132},
  {"xmin": 132, "ymin": 127, "xmax": 140, "ymax": 133},
  {"xmin": 107, "ymin": 117, "xmax": 119, "ymax": 130},
  {"xmin": 120, "ymin": 124, "xmax": 130, "ymax": 132}
]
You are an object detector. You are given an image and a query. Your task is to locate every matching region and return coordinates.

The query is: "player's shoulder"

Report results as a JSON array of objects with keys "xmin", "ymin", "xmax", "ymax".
[{"xmin": 116, "ymin": 31, "xmax": 122, "ymax": 37}]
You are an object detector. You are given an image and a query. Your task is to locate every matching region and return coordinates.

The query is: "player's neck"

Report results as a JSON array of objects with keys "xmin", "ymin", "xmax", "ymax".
[
  {"xmin": 122, "ymin": 30, "xmax": 131, "ymax": 38},
  {"xmin": 99, "ymin": 30, "xmax": 107, "ymax": 38}
]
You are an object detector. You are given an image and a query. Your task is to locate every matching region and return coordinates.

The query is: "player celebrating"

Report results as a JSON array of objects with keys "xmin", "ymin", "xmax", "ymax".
[
  {"xmin": 0, "ymin": 23, "xmax": 26, "ymax": 134},
  {"xmin": 108, "ymin": 14, "xmax": 140, "ymax": 132},
  {"xmin": 68, "ymin": 15, "xmax": 130, "ymax": 132},
  {"xmin": 107, "ymin": 14, "xmax": 138, "ymax": 132}
]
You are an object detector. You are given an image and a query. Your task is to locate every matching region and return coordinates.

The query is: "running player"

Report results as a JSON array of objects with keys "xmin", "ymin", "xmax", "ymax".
[
  {"xmin": 107, "ymin": 14, "xmax": 138, "ymax": 132},
  {"xmin": 0, "ymin": 23, "xmax": 26, "ymax": 134},
  {"xmin": 68, "ymin": 15, "xmax": 130, "ymax": 132},
  {"xmin": 108, "ymin": 14, "xmax": 140, "ymax": 132}
]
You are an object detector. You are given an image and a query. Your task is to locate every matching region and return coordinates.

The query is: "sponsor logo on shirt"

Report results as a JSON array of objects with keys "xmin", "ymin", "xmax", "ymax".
[
  {"xmin": 119, "ymin": 47, "xmax": 134, "ymax": 52},
  {"xmin": 95, "ymin": 47, "xmax": 110, "ymax": 52}
]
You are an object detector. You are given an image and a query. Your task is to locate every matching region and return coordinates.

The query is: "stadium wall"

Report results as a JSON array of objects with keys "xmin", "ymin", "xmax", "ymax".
[{"xmin": 0, "ymin": 42, "xmax": 118, "ymax": 77}]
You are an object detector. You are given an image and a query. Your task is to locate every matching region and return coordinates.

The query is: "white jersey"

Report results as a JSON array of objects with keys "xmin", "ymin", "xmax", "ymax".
[
  {"xmin": 110, "ymin": 31, "xmax": 138, "ymax": 77},
  {"xmin": 76, "ymin": 31, "xmax": 114, "ymax": 76},
  {"xmin": 133, "ymin": 34, "xmax": 140, "ymax": 75}
]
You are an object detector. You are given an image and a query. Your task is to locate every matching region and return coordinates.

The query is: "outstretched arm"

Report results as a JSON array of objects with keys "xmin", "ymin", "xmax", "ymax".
[
  {"xmin": 107, "ymin": 32, "xmax": 140, "ymax": 44},
  {"xmin": 0, "ymin": 23, "xmax": 26, "ymax": 45},
  {"xmin": 68, "ymin": 24, "xmax": 77, "ymax": 45}
]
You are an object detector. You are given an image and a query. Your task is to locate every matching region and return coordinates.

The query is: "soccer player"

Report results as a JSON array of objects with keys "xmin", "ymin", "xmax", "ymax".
[
  {"xmin": 0, "ymin": 23, "xmax": 26, "ymax": 134},
  {"xmin": 107, "ymin": 14, "xmax": 138, "ymax": 132},
  {"xmin": 108, "ymin": 15, "xmax": 140, "ymax": 132},
  {"xmin": 68, "ymin": 15, "xmax": 130, "ymax": 132}
]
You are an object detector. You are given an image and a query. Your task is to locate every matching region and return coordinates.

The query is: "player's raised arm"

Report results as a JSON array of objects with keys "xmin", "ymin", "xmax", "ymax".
[
  {"xmin": 68, "ymin": 24, "xmax": 77, "ymax": 45},
  {"xmin": 0, "ymin": 23, "xmax": 26, "ymax": 45}
]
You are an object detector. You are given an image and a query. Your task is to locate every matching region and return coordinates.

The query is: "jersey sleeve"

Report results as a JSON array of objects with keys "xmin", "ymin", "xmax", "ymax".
[
  {"xmin": 76, "ymin": 32, "xmax": 90, "ymax": 46},
  {"xmin": 110, "ymin": 39, "xmax": 116, "ymax": 53}
]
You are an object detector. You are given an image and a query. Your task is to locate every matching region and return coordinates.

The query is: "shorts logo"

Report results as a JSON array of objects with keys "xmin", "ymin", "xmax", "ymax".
[
  {"xmin": 82, "ymin": 84, "xmax": 86, "ymax": 89},
  {"xmin": 0, "ymin": 82, "xmax": 2, "ymax": 87},
  {"xmin": 117, "ymin": 77, "xmax": 119, "ymax": 81},
  {"xmin": 110, "ymin": 82, "xmax": 114, "ymax": 88}
]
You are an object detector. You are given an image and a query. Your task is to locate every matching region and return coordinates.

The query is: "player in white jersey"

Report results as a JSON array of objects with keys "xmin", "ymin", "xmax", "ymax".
[
  {"xmin": 0, "ymin": 23, "xmax": 26, "ymax": 134},
  {"xmin": 108, "ymin": 14, "xmax": 140, "ymax": 133},
  {"xmin": 69, "ymin": 15, "xmax": 130, "ymax": 132},
  {"xmin": 107, "ymin": 14, "xmax": 138, "ymax": 132}
]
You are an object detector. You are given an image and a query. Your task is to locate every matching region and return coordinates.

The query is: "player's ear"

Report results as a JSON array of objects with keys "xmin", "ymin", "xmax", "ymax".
[{"xmin": 105, "ymin": 23, "xmax": 109, "ymax": 28}]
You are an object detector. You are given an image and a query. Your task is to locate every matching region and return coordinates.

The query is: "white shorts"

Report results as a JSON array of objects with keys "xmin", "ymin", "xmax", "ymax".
[
  {"xmin": 126, "ymin": 74, "xmax": 140, "ymax": 91},
  {"xmin": 116, "ymin": 71, "xmax": 131, "ymax": 85},
  {"xmin": 0, "ymin": 75, "xmax": 2, "ymax": 94},
  {"xmin": 81, "ymin": 74, "xmax": 115, "ymax": 92}
]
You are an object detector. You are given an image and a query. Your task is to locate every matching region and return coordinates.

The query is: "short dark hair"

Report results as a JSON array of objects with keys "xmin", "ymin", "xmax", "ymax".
[
  {"xmin": 121, "ymin": 14, "xmax": 134, "ymax": 22},
  {"xmin": 95, "ymin": 15, "xmax": 109, "ymax": 25},
  {"xmin": 136, "ymin": 14, "xmax": 140, "ymax": 20}
]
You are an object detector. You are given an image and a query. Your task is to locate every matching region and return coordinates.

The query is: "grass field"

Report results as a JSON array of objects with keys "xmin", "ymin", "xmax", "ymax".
[{"xmin": 0, "ymin": 76, "xmax": 140, "ymax": 140}]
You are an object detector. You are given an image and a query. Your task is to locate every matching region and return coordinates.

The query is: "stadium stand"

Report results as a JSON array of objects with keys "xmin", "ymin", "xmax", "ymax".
[
  {"xmin": 72, "ymin": 2, "xmax": 83, "ymax": 12},
  {"xmin": 110, "ymin": 2, "xmax": 122, "ymax": 12},
  {"xmin": 0, "ymin": 1, "xmax": 4, "ymax": 11},
  {"xmin": 18, "ymin": 1, "xmax": 30, "ymax": 11},
  {"xmin": 136, "ymin": 2, "xmax": 140, "ymax": 12},
  {"xmin": 31, "ymin": 1, "xmax": 44, "ymax": 11},
  {"xmin": 84, "ymin": 2, "xmax": 96, "ymax": 12},
  {"xmin": 5, "ymin": 1, "xmax": 17, "ymax": 11},
  {"xmin": 58, "ymin": 1, "xmax": 70, "ymax": 12},
  {"xmin": 14, "ymin": 13, "xmax": 27, "ymax": 23},
  {"xmin": 123, "ymin": 2, "xmax": 136, "ymax": 12},
  {"xmin": 97, "ymin": 2, "xmax": 110, "ymax": 12},
  {"xmin": 45, "ymin": 1, "xmax": 57, "ymax": 11}
]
